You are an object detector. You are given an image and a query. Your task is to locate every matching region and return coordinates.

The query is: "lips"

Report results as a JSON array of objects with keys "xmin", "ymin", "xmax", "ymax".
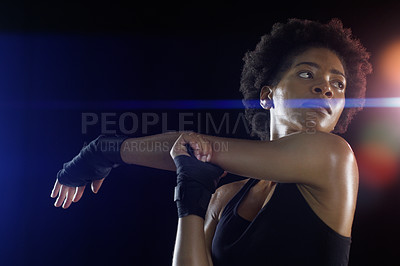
[{"xmin": 301, "ymin": 99, "xmax": 332, "ymax": 115}]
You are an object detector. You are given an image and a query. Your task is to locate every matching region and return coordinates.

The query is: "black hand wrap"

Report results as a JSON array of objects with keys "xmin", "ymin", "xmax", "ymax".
[
  {"xmin": 57, "ymin": 135, "xmax": 128, "ymax": 187},
  {"xmin": 173, "ymin": 145, "xmax": 224, "ymax": 219}
]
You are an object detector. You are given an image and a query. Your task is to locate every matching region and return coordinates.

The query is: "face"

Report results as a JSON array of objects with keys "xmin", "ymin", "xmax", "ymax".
[{"xmin": 261, "ymin": 47, "xmax": 346, "ymax": 137}]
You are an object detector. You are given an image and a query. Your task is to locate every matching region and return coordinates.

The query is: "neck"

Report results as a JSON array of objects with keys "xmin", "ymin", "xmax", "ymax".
[{"xmin": 269, "ymin": 112, "xmax": 304, "ymax": 141}]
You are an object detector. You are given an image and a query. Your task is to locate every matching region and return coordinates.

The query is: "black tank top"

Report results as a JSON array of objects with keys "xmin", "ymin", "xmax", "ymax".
[{"xmin": 212, "ymin": 178, "xmax": 351, "ymax": 266}]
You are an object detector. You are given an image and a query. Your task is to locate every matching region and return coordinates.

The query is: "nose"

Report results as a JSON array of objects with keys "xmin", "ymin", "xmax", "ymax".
[{"xmin": 312, "ymin": 84, "xmax": 333, "ymax": 98}]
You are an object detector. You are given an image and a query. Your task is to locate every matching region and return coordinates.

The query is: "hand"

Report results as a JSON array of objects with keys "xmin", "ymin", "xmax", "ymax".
[
  {"xmin": 171, "ymin": 132, "xmax": 227, "ymax": 219},
  {"xmin": 171, "ymin": 132, "xmax": 227, "ymax": 179},
  {"xmin": 170, "ymin": 132, "xmax": 213, "ymax": 162},
  {"xmin": 51, "ymin": 135, "xmax": 127, "ymax": 209},
  {"xmin": 50, "ymin": 177, "xmax": 105, "ymax": 209},
  {"xmin": 171, "ymin": 132, "xmax": 228, "ymax": 190}
]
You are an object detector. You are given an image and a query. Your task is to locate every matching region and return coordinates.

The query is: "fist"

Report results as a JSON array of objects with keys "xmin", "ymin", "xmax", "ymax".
[{"xmin": 170, "ymin": 132, "xmax": 213, "ymax": 162}]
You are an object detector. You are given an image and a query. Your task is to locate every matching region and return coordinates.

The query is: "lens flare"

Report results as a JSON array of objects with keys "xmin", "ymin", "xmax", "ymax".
[
  {"xmin": 377, "ymin": 38, "xmax": 400, "ymax": 88},
  {"xmin": 355, "ymin": 120, "xmax": 400, "ymax": 190},
  {"xmin": 356, "ymin": 142, "xmax": 398, "ymax": 189}
]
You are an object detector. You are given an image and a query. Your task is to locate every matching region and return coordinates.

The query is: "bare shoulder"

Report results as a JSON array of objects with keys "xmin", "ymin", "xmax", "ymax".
[
  {"xmin": 311, "ymin": 132, "xmax": 356, "ymax": 165},
  {"xmin": 283, "ymin": 131, "xmax": 353, "ymax": 151},
  {"xmin": 294, "ymin": 133, "xmax": 359, "ymax": 236},
  {"xmin": 305, "ymin": 132, "xmax": 358, "ymax": 190},
  {"xmin": 314, "ymin": 131, "xmax": 353, "ymax": 150},
  {"xmin": 283, "ymin": 131, "xmax": 356, "ymax": 166},
  {"xmin": 208, "ymin": 179, "xmax": 249, "ymax": 221},
  {"xmin": 275, "ymin": 131, "xmax": 358, "ymax": 187}
]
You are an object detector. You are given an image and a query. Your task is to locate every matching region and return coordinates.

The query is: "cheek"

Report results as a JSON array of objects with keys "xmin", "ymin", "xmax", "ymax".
[
  {"xmin": 273, "ymin": 90, "xmax": 300, "ymax": 113},
  {"xmin": 274, "ymin": 79, "xmax": 305, "ymax": 100},
  {"xmin": 273, "ymin": 87, "xmax": 285, "ymax": 98}
]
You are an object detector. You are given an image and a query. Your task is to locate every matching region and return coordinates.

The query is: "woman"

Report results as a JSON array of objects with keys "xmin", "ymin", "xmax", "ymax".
[{"xmin": 52, "ymin": 18, "xmax": 372, "ymax": 265}]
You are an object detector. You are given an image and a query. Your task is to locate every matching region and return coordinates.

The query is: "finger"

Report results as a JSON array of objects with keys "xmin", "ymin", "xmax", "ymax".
[
  {"xmin": 186, "ymin": 134, "xmax": 207, "ymax": 161},
  {"xmin": 220, "ymin": 171, "xmax": 228, "ymax": 178},
  {"xmin": 170, "ymin": 134, "xmax": 191, "ymax": 158},
  {"xmin": 51, "ymin": 179, "xmax": 61, "ymax": 198},
  {"xmin": 186, "ymin": 132, "xmax": 201, "ymax": 154},
  {"xmin": 73, "ymin": 185, "xmax": 86, "ymax": 202},
  {"xmin": 54, "ymin": 185, "xmax": 68, "ymax": 207},
  {"xmin": 91, "ymin": 178, "xmax": 105, "ymax": 193},
  {"xmin": 62, "ymin": 187, "xmax": 75, "ymax": 209},
  {"xmin": 197, "ymin": 135, "xmax": 212, "ymax": 162},
  {"xmin": 182, "ymin": 133, "xmax": 201, "ymax": 159},
  {"xmin": 189, "ymin": 141, "xmax": 200, "ymax": 159}
]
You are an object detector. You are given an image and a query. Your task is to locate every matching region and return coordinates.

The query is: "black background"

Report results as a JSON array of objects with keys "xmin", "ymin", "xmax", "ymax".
[{"xmin": 1, "ymin": 1, "xmax": 400, "ymax": 265}]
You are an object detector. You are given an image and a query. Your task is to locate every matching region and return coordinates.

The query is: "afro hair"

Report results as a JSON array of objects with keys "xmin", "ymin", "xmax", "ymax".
[{"xmin": 239, "ymin": 18, "xmax": 372, "ymax": 140}]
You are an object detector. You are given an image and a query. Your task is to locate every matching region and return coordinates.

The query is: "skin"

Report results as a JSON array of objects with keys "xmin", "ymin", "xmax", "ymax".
[
  {"xmin": 51, "ymin": 47, "xmax": 359, "ymax": 266},
  {"xmin": 51, "ymin": 132, "xmax": 182, "ymax": 208},
  {"xmin": 266, "ymin": 47, "xmax": 346, "ymax": 138},
  {"xmin": 172, "ymin": 47, "xmax": 358, "ymax": 265}
]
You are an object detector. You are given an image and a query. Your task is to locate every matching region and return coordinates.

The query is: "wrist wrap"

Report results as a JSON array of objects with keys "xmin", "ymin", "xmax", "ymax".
[
  {"xmin": 57, "ymin": 135, "xmax": 128, "ymax": 187},
  {"xmin": 173, "ymin": 145, "xmax": 224, "ymax": 219}
]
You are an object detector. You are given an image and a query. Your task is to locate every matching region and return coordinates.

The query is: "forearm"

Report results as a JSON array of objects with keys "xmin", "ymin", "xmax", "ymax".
[
  {"xmin": 119, "ymin": 131, "xmax": 258, "ymax": 173},
  {"xmin": 120, "ymin": 131, "xmax": 184, "ymax": 171},
  {"xmin": 119, "ymin": 130, "xmax": 269, "ymax": 178},
  {"xmin": 173, "ymin": 215, "xmax": 211, "ymax": 266}
]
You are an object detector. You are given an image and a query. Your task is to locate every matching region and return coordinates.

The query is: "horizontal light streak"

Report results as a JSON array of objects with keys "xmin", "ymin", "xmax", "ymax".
[{"xmin": 2, "ymin": 98, "xmax": 400, "ymax": 109}]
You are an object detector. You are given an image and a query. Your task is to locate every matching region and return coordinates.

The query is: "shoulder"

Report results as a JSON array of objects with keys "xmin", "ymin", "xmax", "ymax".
[
  {"xmin": 276, "ymin": 131, "xmax": 357, "ymax": 186},
  {"xmin": 313, "ymin": 131, "xmax": 352, "ymax": 150},
  {"xmin": 279, "ymin": 131, "xmax": 356, "ymax": 164},
  {"xmin": 207, "ymin": 179, "xmax": 249, "ymax": 221},
  {"xmin": 280, "ymin": 131, "xmax": 352, "ymax": 150},
  {"xmin": 309, "ymin": 132, "xmax": 356, "ymax": 166},
  {"xmin": 302, "ymin": 132, "xmax": 358, "ymax": 186}
]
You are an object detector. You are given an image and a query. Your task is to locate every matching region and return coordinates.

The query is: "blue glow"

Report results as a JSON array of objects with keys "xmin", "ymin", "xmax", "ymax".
[{"xmin": 2, "ymin": 98, "xmax": 400, "ymax": 109}]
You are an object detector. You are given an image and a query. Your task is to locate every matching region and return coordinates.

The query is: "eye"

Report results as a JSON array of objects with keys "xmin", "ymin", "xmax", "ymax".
[
  {"xmin": 332, "ymin": 80, "xmax": 345, "ymax": 90},
  {"xmin": 298, "ymin": 71, "xmax": 313, "ymax": 79}
]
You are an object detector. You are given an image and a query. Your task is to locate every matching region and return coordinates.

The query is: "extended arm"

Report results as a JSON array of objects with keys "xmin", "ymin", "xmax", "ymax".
[
  {"xmin": 175, "ymin": 131, "xmax": 357, "ymax": 187},
  {"xmin": 51, "ymin": 131, "xmax": 184, "ymax": 208},
  {"xmin": 52, "ymin": 130, "xmax": 354, "ymax": 208},
  {"xmin": 120, "ymin": 131, "xmax": 183, "ymax": 171},
  {"xmin": 119, "ymin": 130, "xmax": 354, "ymax": 186}
]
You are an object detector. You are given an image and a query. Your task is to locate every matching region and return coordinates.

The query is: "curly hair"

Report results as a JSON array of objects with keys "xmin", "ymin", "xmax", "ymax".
[{"xmin": 239, "ymin": 18, "xmax": 372, "ymax": 140}]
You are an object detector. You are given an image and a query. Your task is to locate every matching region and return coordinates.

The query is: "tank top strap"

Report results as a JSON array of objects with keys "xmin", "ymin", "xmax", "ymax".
[{"xmin": 220, "ymin": 178, "xmax": 260, "ymax": 218}]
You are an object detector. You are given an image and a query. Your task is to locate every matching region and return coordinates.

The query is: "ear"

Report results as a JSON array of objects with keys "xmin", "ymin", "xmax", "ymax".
[{"xmin": 260, "ymin": 86, "xmax": 274, "ymax": 109}]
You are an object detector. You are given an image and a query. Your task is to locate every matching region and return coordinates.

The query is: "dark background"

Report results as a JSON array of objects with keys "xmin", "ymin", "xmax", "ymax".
[{"xmin": 1, "ymin": 1, "xmax": 400, "ymax": 265}]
